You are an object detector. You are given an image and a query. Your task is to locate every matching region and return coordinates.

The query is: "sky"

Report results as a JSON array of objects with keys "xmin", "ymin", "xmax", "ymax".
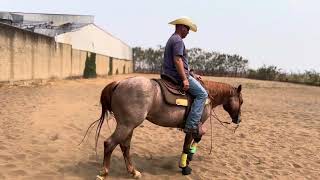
[{"xmin": 2, "ymin": 0, "xmax": 319, "ymax": 72}]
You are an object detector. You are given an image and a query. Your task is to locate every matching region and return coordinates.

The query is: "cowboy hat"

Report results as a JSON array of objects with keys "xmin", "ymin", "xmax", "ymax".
[{"xmin": 169, "ymin": 16, "xmax": 197, "ymax": 32}]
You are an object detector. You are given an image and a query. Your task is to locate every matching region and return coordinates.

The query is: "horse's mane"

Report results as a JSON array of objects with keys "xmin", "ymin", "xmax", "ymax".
[{"xmin": 202, "ymin": 80, "xmax": 236, "ymax": 106}]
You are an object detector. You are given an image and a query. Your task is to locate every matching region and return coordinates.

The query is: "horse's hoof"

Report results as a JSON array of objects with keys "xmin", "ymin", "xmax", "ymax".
[
  {"xmin": 182, "ymin": 166, "xmax": 192, "ymax": 175},
  {"xmin": 132, "ymin": 170, "xmax": 142, "ymax": 179},
  {"xmin": 96, "ymin": 175, "xmax": 105, "ymax": 180}
]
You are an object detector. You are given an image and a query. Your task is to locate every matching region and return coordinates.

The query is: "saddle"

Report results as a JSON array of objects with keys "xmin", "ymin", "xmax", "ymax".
[
  {"xmin": 152, "ymin": 74, "xmax": 210, "ymax": 129},
  {"xmin": 153, "ymin": 74, "xmax": 190, "ymax": 106},
  {"xmin": 153, "ymin": 74, "xmax": 210, "ymax": 107}
]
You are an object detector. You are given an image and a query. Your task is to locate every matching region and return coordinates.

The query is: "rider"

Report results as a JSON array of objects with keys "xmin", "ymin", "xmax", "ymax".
[{"xmin": 162, "ymin": 17, "xmax": 208, "ymax": 137}]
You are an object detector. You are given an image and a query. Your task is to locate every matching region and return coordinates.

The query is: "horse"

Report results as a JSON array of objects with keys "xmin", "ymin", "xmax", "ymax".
[{"xmin": 86, "ymin": 76, "xmax": 243, "ymax": 179}]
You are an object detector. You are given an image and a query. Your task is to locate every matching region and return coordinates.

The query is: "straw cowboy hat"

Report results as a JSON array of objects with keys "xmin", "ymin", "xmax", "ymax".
[{"xmin": 169, "ymin": 16, "xmax": 197, "ymax": 32}]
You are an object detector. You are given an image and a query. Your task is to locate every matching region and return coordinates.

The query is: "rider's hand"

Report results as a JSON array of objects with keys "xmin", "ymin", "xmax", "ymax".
[
  {"xmin": 195, "ymin": 74, "xmax": 202, "ymax": 81},
  {"xmin": 182, "ymin": 79, "xmax": 189, "ymax": 91}
]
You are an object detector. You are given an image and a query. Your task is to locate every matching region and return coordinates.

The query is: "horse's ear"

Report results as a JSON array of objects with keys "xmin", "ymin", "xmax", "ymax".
[{"xmin": 237, "ymin": 85, "xmax": 242, "ymax": 93}]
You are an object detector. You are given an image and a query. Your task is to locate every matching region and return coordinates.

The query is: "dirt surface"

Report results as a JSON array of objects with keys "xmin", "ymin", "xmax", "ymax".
[{"xmin": 0, "ymin": 74, "xmax": 319, "ymax": 180}]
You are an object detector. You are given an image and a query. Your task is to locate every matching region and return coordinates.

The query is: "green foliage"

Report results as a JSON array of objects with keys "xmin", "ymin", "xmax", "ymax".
[
  {"xmin": 247, "ymin": 67, "xmax": 320, "ymax": 86},
  {"xmin": 254, "ymin": 65, "xmax": 280, "ymax": 80},
  {"xmin": 83, "ymin": 52, "xmax": 97, "ymax": 78},
  {"xmin": 108, "ymin": 57, "xmax": 113, "ymax": 75},
  {"xmin": 284, "ymin": 70, "xmax": 320, "ymax": 86},
  {"xmin": 132, "ymin": 46, "xmax": 319, "ymax": 86},
  {"xmin": 133, "ymin": 46, "xmax": 248, "ymax": 76},
  {"xmin": 304, "ymin": 70, "xmax": 320, "ymax": 85},
  {"xmin": 133, "ymin": 46, "xmax": 164, "ymax": 73}
]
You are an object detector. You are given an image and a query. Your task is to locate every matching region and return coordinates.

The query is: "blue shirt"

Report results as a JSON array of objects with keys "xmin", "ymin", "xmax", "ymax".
[{"xmin": 162, "ymin": 34, "xmax": 189, "ymax": 83}]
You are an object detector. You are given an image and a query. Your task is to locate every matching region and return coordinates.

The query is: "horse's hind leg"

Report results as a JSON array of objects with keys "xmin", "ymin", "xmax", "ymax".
[
  {"xmin": 98, "ymin": 125, "xmax": 134, "ymax": 179},
  {"xmin": 120, "ymin": 131, "xmax": 141, "ymax": 178}
]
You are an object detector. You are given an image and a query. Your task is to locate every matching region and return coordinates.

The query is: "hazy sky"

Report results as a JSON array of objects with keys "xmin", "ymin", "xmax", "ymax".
[{"xmin": 2, "ymin": 0, "xmax": 319, "ymax": 72}]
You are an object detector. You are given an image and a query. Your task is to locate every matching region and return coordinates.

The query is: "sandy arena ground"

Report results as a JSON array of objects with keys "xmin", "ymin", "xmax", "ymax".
[{"xmin": 0, "ymin": 74, "xmax": 319, "ymax": 180}]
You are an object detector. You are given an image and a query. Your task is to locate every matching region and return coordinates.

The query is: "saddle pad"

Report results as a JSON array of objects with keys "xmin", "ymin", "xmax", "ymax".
[{"xmin": 176, "ymin": 99, "xmax": 210, "ymax": 106}]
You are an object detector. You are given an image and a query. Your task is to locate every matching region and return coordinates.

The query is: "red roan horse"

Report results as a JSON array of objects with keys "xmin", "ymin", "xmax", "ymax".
[{"xmin": 84, "ymin": 76, "xmax": 243, "ymax": 179}]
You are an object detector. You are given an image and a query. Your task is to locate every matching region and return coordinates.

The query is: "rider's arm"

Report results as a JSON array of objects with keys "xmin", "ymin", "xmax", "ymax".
[
  {"xmin": 174, "ymin": 56, "xmax": 187, "ymax": 81},
  {"xmin": 174, "ymin": 56, "xmax": 189, "ymax": 90}
]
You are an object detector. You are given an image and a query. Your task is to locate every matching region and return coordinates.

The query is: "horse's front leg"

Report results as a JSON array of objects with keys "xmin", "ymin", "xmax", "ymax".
[
  {"xmin": 187, "ymin": 136, "xmax": 202, "ymax": 162},
  {"xmin": 179, "ymin": 133, "xmax": 193, "ymax": 175}
]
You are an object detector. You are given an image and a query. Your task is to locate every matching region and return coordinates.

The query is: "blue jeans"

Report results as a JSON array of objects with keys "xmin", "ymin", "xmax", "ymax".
[{"xmin": 184, "ymin": 76, "xmax": 208, "ymax": 130}]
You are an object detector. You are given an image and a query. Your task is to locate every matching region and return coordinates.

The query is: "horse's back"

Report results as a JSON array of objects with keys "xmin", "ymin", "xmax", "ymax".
[
  {"xmin": 111, "ymin": 76, "xmax": 156, "ymax": 123},
  {"xmin": 116, "ymin": 76, "xmax": 155, "ymax": 94}
]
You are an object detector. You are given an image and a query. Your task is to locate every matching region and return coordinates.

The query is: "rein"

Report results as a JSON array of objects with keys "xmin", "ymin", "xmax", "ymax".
[
  {"xmin": 202, "ymin": 81, "xmax": 241, "ymax": 155},
  {"xmin": 208, "ymin": 109, "xmax": 239, "ymax": 155},
  {"xmin": 211, "ymin": 110, "xmax": 239, "ymax": 133}
]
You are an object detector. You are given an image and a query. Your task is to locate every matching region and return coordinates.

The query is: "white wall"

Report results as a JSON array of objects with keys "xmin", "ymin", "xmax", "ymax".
[{"xmin": 55, "ymin": 24, "xmax": 132, "ymax": 61}]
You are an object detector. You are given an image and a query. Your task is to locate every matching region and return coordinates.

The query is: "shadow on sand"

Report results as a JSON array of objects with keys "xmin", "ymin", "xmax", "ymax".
[{"xmin": 59, "ymin": 153, "xmax": 183, "ymax": 179}]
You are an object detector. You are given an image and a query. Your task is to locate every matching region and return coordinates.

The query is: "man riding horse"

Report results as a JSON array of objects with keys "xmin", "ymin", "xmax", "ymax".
[
  {"xmin": 162, "ymin": 17, "xmax": 207, "ymax": 137},
  {"xmin": 86, "ymin": 16, "xmax": 243, "ymax": 180}
]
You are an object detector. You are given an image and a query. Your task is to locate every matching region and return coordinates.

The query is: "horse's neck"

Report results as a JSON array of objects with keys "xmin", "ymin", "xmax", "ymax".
[
  {"xmin": 210, "ymin": 94, "xmax": 229, "ymax": 108},
  {"xmin": 203, "ymin": 81, "xmax": 234, "ymax": 107}
]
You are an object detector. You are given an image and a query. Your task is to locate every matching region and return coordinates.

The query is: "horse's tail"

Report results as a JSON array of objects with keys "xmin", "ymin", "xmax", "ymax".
[
  {"xmin": 101, "ymin": 80, "xmax": 119, "ymax": 112},
  {"xmin": 79, "ymin": 81, "xmax": 119, "ymax": 153}
]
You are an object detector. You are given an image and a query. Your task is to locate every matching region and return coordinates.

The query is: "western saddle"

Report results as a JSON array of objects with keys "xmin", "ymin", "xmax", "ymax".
[{"xmin": 153, "ymin": 74, "xmax": 210, "ymax": 107}]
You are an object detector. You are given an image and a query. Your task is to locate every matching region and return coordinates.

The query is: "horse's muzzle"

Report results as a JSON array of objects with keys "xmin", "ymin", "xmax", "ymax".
[{"xmin": 232, "ymin": 116, "xmax": 241, "ymax": 124}]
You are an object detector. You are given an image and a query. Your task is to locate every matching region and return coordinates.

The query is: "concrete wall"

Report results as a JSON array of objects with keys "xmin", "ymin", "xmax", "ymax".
[
  {"xmin": 0, "ymin": 23, "xmax": 133, "ymax": 83},
  {"xmin": 112, "ymin": 58, "xmax": 133, "ymax": 75},
  {"xmin": 95, "ymin": 54, "xmax": 134, "ymax": 76},
  {"xmin": 0, "ymin": 23, "xmax": 62, "ymax": 81},
  {"xmin": 55, "ymin": 24, "xmax": 132, "ymax": 61},
  {"xmin": 96, "ymin": 54, "xmax": 109, "ymax": 76},
  {"xmin": 71, "ymin": 49, "xmax": 87, "ymax": 77}
]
